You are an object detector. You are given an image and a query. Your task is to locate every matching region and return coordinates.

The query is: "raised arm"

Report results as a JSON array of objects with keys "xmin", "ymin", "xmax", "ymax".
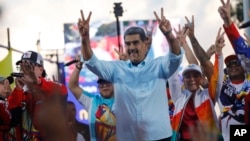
[
  {"xmin": 206, "ymin": 45, "xmax": 216, "ymax": 60},
  {"xmin": 214, "ymin": 28, "xmax": 225, "ymax": 56},
  {"xmin": 78, "ymin": 10, "xmax": 93, "ymax": 60},
  {"xmin": 218, "ymin": 0, "xmax": 232, "ymax": 27},
  {"xmin": 218, "ymin": 0, "xmax": 250, "ymax": 72},
  {"xmin": 208, "ymin": 27, "xmax": 225, "ymax": 102},
  {"xmin": 68, "ymin": 55, "xmax": 83, "ymax": 99},
  {"xmin": 153, "ymin": 8, "xmax": 181, "ymax": 55},
  {"xmin": 174, "ymin": 25, "xmax": 198, "ymax": 65},
  {"xmin": 185, "ymin": 15, "xmax": 214, "ymax": 81}
]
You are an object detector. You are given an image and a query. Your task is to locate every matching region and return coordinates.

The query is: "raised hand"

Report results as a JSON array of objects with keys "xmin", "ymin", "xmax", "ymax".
[
  {"xmin": 77, "ymin": 10, "xmax": 92, "ymax": 39},
  {"xmin": 114, "ymin": 45, "xmax": 128, "ymax": 61},
  {"xmin": 75, "ymin": 55, "xmax": 84, "ymax": 69},
  {"xmin": 153, "ymin": 7, "xmax": 181, "ymax": 55},
  {"xmin": 154, "ymin": 8, "xmax": 172, "ymax": 36},
  {"xmin": 184, "ymin": 15, "xmax": 195, "ymax": 38},
  {"xmin": 214, "ymin": 27, "xmax": 225, "ymax": 55},
  {"xmin": 174, "ymin": 24, "xmax": 189, "ymax": 46},
  {"xmin": 20, "ymin": 61, "xmax": 40, "ymax": 85},
  {"xmin": 218, "ymin": 0, "xmax": 231, "ymax": 26},
  {"xmin": 15, "ymin": 77, "xmax": 25, "ymax": 90},
  {"xmin": 78, "ymin": 9, "xmax": 94, "ymax": 60}
]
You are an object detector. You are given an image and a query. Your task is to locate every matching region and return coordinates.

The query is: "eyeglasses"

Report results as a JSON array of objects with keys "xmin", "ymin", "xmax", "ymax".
[
  {"xmin": 226, "ymin": 60, "xmax": 241, "ymax": 68},
  {"xmin": 183, "ymin": 74, "xmax": 201, "ymax": 80},
  {"xmin": 98, "ymin": 83, "xmax": 112, "ymax": 88}
]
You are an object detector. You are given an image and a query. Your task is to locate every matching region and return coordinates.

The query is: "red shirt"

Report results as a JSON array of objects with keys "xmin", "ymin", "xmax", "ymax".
[
  {"xmin": 179, "ymin": 97, "xmax": 199, "ymax": 140},
  {"xmin": 7, "ymin": 77, "xmax": 68, "ymax": 140},
  {"xmin": 0, "ymin": 97, "xmax": 11, "ymax": 141}
]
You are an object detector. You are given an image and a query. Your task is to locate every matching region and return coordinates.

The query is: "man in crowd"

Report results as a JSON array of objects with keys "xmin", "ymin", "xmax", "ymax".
[
  {"xmin": 77, "ymin": 7, "xmax": 183, "ymax": 140},
  {"xmin": 0, "ymin": 75, "xmax": 13, "ymax": 141},
  {"xmin": 217, "ymin": 0, "xmax": 250, "ymax": 140},
  {"xmin": 68, "ymin": 55, "xmax": 115, "ymax": 141},
  {"xmin": 8, "ymin": 50, "xmax": 68, "ymax": 141}
]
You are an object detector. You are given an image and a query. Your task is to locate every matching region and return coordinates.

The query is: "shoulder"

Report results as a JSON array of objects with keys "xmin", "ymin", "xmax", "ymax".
[{"xmin": 40, "ymin": 78, "xmax": 68, "ymax": 96}]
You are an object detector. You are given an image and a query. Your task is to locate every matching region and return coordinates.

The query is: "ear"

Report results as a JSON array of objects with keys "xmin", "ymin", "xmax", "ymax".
[
  {"xmin": 39, "ymin": 67, "xmax": 44, "ymax": 74},
  {"xmin": 200, "ymin": 75, "xmax": 206, "ymax": 84}
]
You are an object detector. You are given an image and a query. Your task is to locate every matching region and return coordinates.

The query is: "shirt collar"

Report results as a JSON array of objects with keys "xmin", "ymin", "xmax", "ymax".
[{"xmin": 127, "ymin": 55, "xmax": 150, "ymax": 68}]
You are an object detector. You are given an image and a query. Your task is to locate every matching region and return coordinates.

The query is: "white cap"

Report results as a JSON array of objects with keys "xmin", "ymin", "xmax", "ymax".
[{"xmin": 182, "ymin": 64, "xmax": 202, "ymax": 76}]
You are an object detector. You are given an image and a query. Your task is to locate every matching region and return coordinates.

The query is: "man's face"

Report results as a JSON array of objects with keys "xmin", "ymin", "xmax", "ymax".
[
  {"xmin": 98, "ymin": 81, "xmax": 114, "ymax": 99},
  {"xmin": 0, "ymin": 79, "xmax": 11, "ymax": 98},
  {"xmin": 226, "ymin": 59, "xmax": 245, "ymax": 78},
  {"xmin": 183, "ymin": 71, "xmax": 203, "ymax": 93},
  {"xmin": 124, "ymin": 34, "xmax": 148, "ymax": 64},
  {"xmin": 19, "ymin": 61, "xmax": 44, "ymax": 81}
]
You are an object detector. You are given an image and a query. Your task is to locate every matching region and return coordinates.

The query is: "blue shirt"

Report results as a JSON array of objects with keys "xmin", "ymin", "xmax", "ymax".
[
  {"xmin": 79, "ymin": 90, "xmax": 115, "ymax": 141},
  {"xmin": 85, "ymin": 49, "xmax": 183, "ymax": 140}
]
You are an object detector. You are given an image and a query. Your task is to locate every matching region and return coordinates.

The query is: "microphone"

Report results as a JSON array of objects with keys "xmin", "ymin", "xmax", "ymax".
[
  {"xmin": 11, "ymin": 72, "xmax": 24, "ymax": 77},
  {"xmin": 239, "ymin": 21, "xmax": 250, "ymax": 29},
  {"xmin": 64, "ymin": 59, "xmax": 77, "ymax": 66}
]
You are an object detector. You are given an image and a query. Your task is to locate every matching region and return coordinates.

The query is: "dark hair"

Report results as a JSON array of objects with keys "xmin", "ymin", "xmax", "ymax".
[
  {"xmin": 124, "ymin": 26, "xmax": 147, "ymax": 41},
  {"xmin": 224, "ymin": 68, "xmax": 228, "ymax": 75},
  {"xmin": 42, "ymin": 70, "xmax": 47, "ymax": 78}
]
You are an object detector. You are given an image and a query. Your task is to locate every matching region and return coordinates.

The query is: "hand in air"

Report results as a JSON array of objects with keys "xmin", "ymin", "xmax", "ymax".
[{"xmin": 78, "ymin": 10, "xmax": 92, "ymax": 39}]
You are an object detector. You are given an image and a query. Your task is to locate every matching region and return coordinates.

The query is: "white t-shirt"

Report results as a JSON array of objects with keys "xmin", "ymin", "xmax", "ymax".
[{"xmin": 76, "ymin": 133, "xmax": 85, "ymax": 141}]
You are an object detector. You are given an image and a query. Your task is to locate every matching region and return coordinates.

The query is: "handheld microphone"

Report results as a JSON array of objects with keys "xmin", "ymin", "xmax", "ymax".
[
  {"xmin": 64, "ymin": 59, "xmax": 77, "ymax": 66},
  {"xmin": 11, "ymin": 72, "xmax": 24, "ymax": 77},
  {"xmin": 239, "ymin": 21, "xmax": 250, "ymax": 29}
]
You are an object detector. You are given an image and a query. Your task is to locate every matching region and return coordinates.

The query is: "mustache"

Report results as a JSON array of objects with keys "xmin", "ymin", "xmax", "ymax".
[{"xmin": 128, "ymin": 49, "xmax": 139, "ymax": 55}]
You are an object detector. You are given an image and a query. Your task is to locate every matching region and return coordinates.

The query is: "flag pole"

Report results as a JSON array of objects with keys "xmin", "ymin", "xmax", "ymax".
[{"xmin": 7, "ymin": 27, "xmax": 11, "ymax": 50}]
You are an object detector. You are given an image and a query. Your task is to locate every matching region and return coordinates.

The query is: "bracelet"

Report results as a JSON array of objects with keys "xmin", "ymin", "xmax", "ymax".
[
  {"xmin": 76, "ymin": 65, "xmax": 82, "ymax": 70},
  {"xmin": 163, "ymin": 29, "xmax": 172, "ymax": 36}
]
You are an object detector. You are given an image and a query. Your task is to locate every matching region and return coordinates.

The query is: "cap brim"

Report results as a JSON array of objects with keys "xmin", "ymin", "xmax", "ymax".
[
  {"xmin": 97, "ymin": 79, "xmax": 103, "ymax": 83},
  {"xmin": 97, "ymin": 78, "xmax": 110, "ymax": 83},
  {"xmin": 16, "ymin": 60, "xmax": 21, "ymax": 65},
  {"xmin": 182, "ymin": 69, "xmax": 201, "ymax": 76},
  {"xmin": 224, "ymin": 55, "xmax": 238, "ymax": 65}
]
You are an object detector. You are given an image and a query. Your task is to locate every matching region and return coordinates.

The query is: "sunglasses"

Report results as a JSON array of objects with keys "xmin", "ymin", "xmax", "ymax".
[
  {"xmin": 98, "ymin": 82, "xmax": 112, "ymax": 88},
  {"xmin": 226, "ymin": 60, "xmax": 241, "ymax": 68}
]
